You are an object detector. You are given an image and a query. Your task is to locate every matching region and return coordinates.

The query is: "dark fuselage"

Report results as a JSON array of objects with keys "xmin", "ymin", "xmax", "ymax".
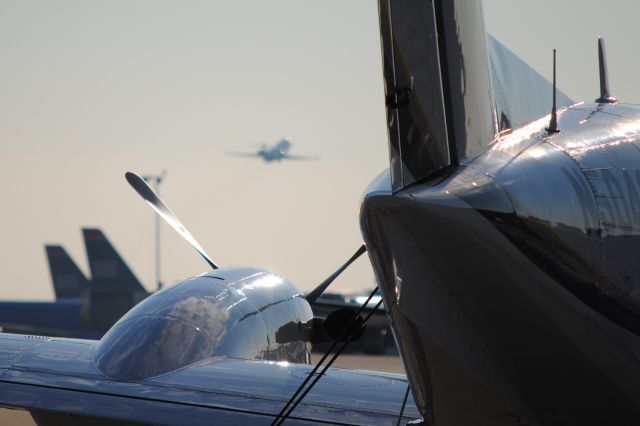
[
  {"xmin": 257, "ymin": 139, "xmax": 291, "ymax": 162},
  {"xmin": 0, "ymin": 300, "xmax": 90, "ymax": 337},
  {"xmin": 361, "ymin": 103, "xmax": 640, "ymax": 425}
]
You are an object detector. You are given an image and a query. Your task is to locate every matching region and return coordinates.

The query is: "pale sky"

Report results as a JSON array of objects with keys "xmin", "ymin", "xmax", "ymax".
[{"xmin": 1, "ymin": 1, "xmax": 638, "ymax": 300}]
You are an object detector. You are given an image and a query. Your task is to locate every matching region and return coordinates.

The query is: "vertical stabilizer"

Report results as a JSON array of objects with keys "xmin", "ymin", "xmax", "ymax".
[
  {"xmin": 435, "ymin": 1, "xmax": 496, "ymax": 159},
  {"xmin": 378, "ymin": 0, "xmax": 496, "ymax": 192},
  {"xmin": 45, "ymin": 245, "xmax": 90, "ymax": 300},
  {"xmin": 82, "ymin": 228, "xmax": 146, "ymax": 293},
  {"xmin": 83, "ymin": 228, "xmax": 148, "ymax": 333}
]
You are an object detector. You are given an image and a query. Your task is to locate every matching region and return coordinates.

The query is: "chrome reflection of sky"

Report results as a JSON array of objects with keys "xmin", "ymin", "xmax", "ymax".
[
  {"xmin": 353, "ymin": 294, "xmax": 384, "ymax": 308},
  {"xmin": 240, "ymin": 274, "xmax": 284, "ymax": 293},
  {"xmin": 566, "ymin": 121, "xmax": 640, "ymax": 154},
  {"xmin": 492, "ymin": 113, "xmax": 555, "ymax": 151}
]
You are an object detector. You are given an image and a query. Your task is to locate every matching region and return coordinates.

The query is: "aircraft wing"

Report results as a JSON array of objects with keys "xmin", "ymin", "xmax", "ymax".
[
  {"xmin": 226, "ymin": 151, "xmax": 262, "ymax": 158},
  {"xmin": 0, "ymin": 333, "xmax": 420, "ymax": 425},
  {"xmin": 281, "ymin": 154, "xmax": 320, "ymax": 161}
]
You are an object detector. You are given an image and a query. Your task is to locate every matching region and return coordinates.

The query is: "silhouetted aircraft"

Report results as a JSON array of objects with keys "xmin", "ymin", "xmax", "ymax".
[
  {"xmin": 227, "ymin": 137, "xmax": 319, "ymax": 162},
  {"xmin": 45, "ymin": 245, "xmax": 90, "ymax": 300},
  {"xmin": 0, "ymin": 245, "xmax": 89, "ymax": 337},
  {"xmin": 81, "ymin": 228, "xmax": 150, "ymax": 331},
  {"xmin": 1, "ymin": 1, "xmax": 639, "ymax": 425},
  {"xmin": 47, "ymin": 229, "xmax": 149, "ymax": 301},
  {"xmin": 0, "ymin": 228, "xmax": 149, "ymax": 338},
  {"xmin": 0, "ymin": 245, "xmax": 90, "ymax": 338}
]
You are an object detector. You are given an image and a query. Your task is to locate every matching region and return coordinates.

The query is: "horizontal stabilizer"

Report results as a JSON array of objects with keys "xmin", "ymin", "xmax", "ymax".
[{"xmin": 45, "ymin": 245, "xmax": 90, "ymax": 300}]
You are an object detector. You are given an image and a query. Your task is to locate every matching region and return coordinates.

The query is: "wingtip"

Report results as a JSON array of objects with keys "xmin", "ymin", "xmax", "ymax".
[{"xmin": 45, "ymin": 244, "xmax": 65, "ymax": 254}]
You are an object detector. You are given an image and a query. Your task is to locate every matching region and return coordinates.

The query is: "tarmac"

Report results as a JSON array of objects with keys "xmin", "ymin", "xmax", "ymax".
[{"xmin": 326, "ymin": 353, "xmax": 404, "ymax": 373}]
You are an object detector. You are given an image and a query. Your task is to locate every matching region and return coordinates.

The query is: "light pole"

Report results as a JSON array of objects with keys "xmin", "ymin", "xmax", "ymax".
[{"xmin": 142, "ymin": 170, "xmax": 166, "ymax": 292}]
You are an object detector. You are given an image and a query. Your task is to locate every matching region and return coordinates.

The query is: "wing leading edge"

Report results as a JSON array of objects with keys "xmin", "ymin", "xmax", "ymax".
[{"xmin": 0, "ymin": 333, "xmax": 420, "ymax": 425}]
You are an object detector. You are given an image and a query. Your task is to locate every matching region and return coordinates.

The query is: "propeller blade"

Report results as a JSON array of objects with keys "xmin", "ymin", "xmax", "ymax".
[
  {"xmin": 306, "ymin": 244, "xmax": 366, "ymax": 303},
  {"xmin": 125, "ymin": 172, "xmax": 219, "ymax": 270}
]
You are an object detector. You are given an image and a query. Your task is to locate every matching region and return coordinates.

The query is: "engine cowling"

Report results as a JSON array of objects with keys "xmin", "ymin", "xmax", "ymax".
[{"xmin": 93, "ymin": 267, "xmax": 313, "ymax": 381}]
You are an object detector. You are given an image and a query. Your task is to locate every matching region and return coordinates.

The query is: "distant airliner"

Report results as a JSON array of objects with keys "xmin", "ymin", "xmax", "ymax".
[{"xmin": 227, "ymin": 137, "xmax": 319, "ymax": 162}]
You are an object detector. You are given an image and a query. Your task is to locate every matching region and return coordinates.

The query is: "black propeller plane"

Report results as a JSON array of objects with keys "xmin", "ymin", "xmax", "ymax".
[{"xmin": 1, "ymin": 1, "xmax": 639, "ymax": 425}]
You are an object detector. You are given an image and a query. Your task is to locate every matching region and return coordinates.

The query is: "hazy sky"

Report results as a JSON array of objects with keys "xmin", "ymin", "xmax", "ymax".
[{"xmin": 1, "ymin": 1, "xmax": 638, "ymax": 300}]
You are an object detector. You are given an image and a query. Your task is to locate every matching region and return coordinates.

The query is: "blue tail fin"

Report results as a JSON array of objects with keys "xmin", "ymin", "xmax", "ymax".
[
  {"xmin": 82, "ymin": 228, "xmax": 146, "ymax": 293},
  {"xmin": 45, "ymin": 245, "xmax": 90, "ymax": 300}
]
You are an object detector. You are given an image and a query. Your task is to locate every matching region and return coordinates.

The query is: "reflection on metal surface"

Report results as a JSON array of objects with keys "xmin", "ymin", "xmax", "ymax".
[
  {"xmin": 378, "ymin": 0, "xmax": 575, "ymax": 194},
  {"xmin": 94, "ymin": 316, "xmax": 225, "ymax": 381},
  {"xmin": 362, "ymin": 103, "xmax": 640, "ymax": 424},
  {"xmin": 94, "ymin": 268, "xmax": 313, "ymax": 380},
  {"xmin": 437, "ymin": 1, "xmax": 496, "ymax": 160},
  {"xmin": 379, "ymin": 0, "xmax": 450, "ymax": 191},
  {"xmin": 0, "ymin": 353, "xmax": 421, "ymax": 425},
  {"xmin": 488, "ymin": 36, "xmax": 573, "ymax": 133},
  {"xmin": 240, "ymin": 274, "xmax": 283, "ymax": 291}
]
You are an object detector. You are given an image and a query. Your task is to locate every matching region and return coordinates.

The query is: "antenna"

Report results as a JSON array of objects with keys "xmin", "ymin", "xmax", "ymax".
[
  {"xmin": 596, "ymin": 37, "xmax": 617, "ymax": 103},
  {"xmin": 546, "ymin": 49, "xmax": 561, "ymax": 133}
]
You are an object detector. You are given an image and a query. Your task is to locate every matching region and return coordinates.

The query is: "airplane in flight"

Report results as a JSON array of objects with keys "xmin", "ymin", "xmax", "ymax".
[
  {"xmin": 227, "ymin": 137, "xmax": 320, "ymax": 162},
  {"xmin": 1, "ymin": 1, "xmax": 639, "ymax": 425},
  {"xmin": 0, "ymin": 228, "xmax": 150, "ymax": 338}
]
